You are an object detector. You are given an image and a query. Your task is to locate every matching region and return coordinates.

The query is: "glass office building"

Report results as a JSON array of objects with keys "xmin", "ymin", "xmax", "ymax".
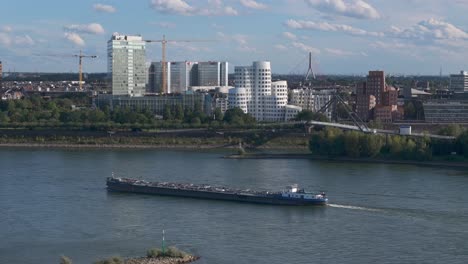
[{"xmin": 108, "ymin": 34, "xmax": 146, "ymax": 97}]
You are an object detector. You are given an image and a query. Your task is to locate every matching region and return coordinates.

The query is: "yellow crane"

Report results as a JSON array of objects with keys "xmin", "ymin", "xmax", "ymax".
[
  {"xmin": 145, "ymin": 35, "xmax": 211, "ymax": 94},
  {"xmin": 74, "ymin": 50, "xmax": 97, "ymax": 90},
  {"xmin": 38, "ymin": 50, "xmax": 97, "ymax": 90}
]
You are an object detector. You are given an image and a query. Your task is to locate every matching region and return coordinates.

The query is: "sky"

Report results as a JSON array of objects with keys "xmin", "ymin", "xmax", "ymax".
[{"xmin": 1, "ymin": 0, "xmax": 468, "ymax": 75}]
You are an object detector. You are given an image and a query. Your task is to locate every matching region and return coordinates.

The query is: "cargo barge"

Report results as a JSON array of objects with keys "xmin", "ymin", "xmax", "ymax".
[{"xmin": 106, "ymin": 177, "xmax": 328, "ymax": 206}]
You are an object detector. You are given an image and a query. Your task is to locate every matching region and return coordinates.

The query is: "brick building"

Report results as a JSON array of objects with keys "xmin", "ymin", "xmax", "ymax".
[{"xmin": 356, "ymin": 70, "xmax": 403, "ymax": 123}]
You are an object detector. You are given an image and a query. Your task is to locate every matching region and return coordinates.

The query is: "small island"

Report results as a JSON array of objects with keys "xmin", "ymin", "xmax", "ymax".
[{"xmin": 60, "ymin": 246, "xmax": 200, "ymax": 264}]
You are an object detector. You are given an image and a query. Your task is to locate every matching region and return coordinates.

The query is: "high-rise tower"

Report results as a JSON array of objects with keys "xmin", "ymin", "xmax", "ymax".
[{"xmin": 108, "ymin": 33, "xmax": 146, "ymax": 96}]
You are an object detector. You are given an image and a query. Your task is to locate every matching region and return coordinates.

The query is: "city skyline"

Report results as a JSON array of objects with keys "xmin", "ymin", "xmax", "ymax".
[{"xmin": 1, "ymin": 0, "xmax": 468, "ymax": 75}]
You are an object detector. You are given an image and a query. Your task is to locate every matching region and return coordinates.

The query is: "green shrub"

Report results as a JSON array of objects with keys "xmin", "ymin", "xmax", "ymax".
[
  {"xmin": 93, "ymin": 256, "xmax": 124, "ymax": 264},
  {"xmin": 146, "ymin": 246, "xmax": 189, "ymax": 259},
  {"xmin": 147, "ymin": 248, "xmax": 163, "ymax": 258},
  {"xmin": 59, "ymin": 255, "xmax": 72, "ymax": 264},
  {"xmin": 166, "ymin": 247, "xmax": 188, "ymax": 258}
]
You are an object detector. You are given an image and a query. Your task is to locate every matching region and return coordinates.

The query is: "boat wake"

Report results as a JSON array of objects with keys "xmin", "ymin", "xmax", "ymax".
[{"xmin": 328, "ymin": 204, "xmax": 382, "ymax": 212}]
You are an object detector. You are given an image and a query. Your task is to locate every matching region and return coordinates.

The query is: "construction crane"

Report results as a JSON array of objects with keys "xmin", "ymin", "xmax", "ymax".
[
  {"xmin": 145, "ymin": 35, "xmax": 211, "ymax": 94},
  {"xmin": 74, "ymin": 50, "xmax": 97, "ymax": 90},
  {"xmin": 36, "ymin": 50, "xmax": 97, "ymax": 90}
]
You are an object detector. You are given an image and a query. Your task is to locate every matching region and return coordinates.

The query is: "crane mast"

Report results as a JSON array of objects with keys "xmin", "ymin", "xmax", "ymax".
[{"xmin": 74, "ymin": 50, "xmax": 97, "ymax": 90}]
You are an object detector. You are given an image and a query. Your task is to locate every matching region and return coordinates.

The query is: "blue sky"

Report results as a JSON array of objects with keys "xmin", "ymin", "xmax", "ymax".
[{"xmin": 1, "ymin": 0, "xmax": 468, "ymax": 75}]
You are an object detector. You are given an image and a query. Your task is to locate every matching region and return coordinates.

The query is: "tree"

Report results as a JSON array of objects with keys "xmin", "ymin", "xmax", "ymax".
[
  {"xmin": 174, "ymin": 104, "xmax": 184, "ymax": 121},
  {"xmin": 88, "ymin": 109, "xmax": 106, "ymax": 123},
  {"xmin": 296, "ymin": 110, "xmax": 315, "ymax": 121},
  {"xmin": 223, "ymin": 108, "xmax": 245, "ymax": 124},
  {"xmin": 368, "ymin": 120, "xmax": 383, "ymax": 129},
  {"xmin": 404, "ymin": 101, "xmax": 416, "ymax": 120},
  {"xmin": 388, "ymin": 136, "xmax": 404, "ymax": 157},
  {"xmin": 438, "ymin": 124, "xmax": 464, "ymax": 137},
  {"xmin": 0, "ymin": 111, "xmax": 10, "ymax": 123},
  {"xmin": 359, "ymin": 134, "xmax": 383, "ymax": 157},
  {"xmin": 336, "ymin": 104, "xmax": 349, "ymax": 120},
  {"xmin": 223, "ymin": 108, "xmax": 256, "ymax": 126},
  {"xmin": 191, "ymin": 117, "xmax": 201, "ymax": 126},
  {"xmin": 309, "ymin": 128, "xmax": 345, "ymax": 156},
  {"xmin": 183, "ymin": 108, "xmax": 193, "ymax": 123},
  {"xmin": 296, "ymin": 110, "xmax": 329, "ymax": 122},
  {"xmin": 455, "ymin": 131, "xmax": 468, "ymax": 157},
  {"xmin": 163, "ymin": 105, "xmax": 173, "ymax": 121},
  {"xmin": 214, "ymin": 107, "xmax": 224, "ymax": 121},
  {"xmin": 344, "ymin": 131, "xmax": 360, "ymax": 157}
]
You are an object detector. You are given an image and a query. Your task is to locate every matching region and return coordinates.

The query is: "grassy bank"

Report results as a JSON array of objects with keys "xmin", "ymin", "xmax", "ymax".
[{"xmin": 0, "ymin": 132, "xmax": 310, "ymax": 150}]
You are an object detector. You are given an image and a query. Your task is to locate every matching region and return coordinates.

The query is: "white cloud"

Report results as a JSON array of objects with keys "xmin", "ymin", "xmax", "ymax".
[
  {"xmin": 1, "ymin": 25, "xmax": 12, "ymax": 32},
  {"xmin": 151, "ymin": 0, "xmax": 238, "ymax": 16},
  {"xmin": 292, "ymin": 41, "xmax": 321, "ymax": 54},
  {"xmin": 223, "ymin": 6, "xmax": 239, "ymax": 16},
  {"xmin": 0, "ymin": 32, "xmax": 12, "ymax": 46},
  {"xmin": 64, "ymin": 23, "xmax": 105, "ymax": 35},
  {"xmin": 240, "ymin": 0, "xmax": 267, "ymax": 10},
  {"xmin": 14, "ymin": 35, "xmax": 34, "ymax": 45},
  {"xmin": 275, "ymin": 44, "xmax": 287, "ymax": 50},
  {"xmin": 377, "ymin": 18, "xmax": 468, "ymax": 57},
  {"xmin": 325, "ymin": 48, "xmax": 356, "ymax": 56},
  {"xmin": 0, "ymin": 32, "xmax": 34, "ymax": 47},
  {"xmin": 305, "ymin": 0, "xmax": 380, "ymax": 19},
  {"xmin": 93, "ymin": 3, "xmax": 117, "ymax": 13},
  {"xmin": 372, "ymin": 40, "xmax": 411, "ymax": 50},
  {"xmin": 285, "ymin": 19, "xmax": 384, "ymax": 37},
  {"xmin": 150, "ymin": 0, "xmax": 194, "ymax": 15},
  {"xmin": 217, "ymin": 32, "xmax": 256, "ymax": 52},
  {"xmin": 232, "ymin": 34, "xmax": 248, "ymax": 45},
  {"xmin": 282, "ymin": 31, "xmax": 297, "ymax": 40},
  {"xmin": 391, "ymin": 18, "xmax": 468, "ymax": 41},
  {"xmin": 150, "ymin": 21, "xmax": 177, "ymax": 28},
  {"xmin": 64, "ymin": 32, "xmax": 85, "ymax": 46}
]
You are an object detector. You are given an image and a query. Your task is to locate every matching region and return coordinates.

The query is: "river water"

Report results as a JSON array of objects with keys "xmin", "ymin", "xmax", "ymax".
[{"xmin": 0, "ymin": 148, "xmax": 467, "ymax": 264}]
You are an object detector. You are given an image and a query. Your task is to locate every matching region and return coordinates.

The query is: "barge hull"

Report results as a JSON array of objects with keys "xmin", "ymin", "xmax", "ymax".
[{"xmin": 107, "ymin": 181, "xmax": 327, "ymax": 206}]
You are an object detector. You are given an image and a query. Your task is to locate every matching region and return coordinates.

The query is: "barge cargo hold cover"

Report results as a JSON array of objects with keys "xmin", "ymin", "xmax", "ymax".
[{"xmin": 106, "ymin": 177, "xmax": 328, "ymax": 206}]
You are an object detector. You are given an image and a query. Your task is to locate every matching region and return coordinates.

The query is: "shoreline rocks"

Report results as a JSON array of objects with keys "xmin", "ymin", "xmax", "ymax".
[{"xmin": 125, "ymin": 256, "xmax": 200, "ymax": 264}]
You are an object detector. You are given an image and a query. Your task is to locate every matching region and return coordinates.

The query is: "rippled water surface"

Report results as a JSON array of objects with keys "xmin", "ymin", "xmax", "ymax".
[{"xmin": 1, "ymin": 148, "xmax": 467, "ymax": 263}]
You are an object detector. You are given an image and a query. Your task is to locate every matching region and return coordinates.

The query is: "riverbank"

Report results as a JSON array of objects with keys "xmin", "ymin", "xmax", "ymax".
[
  {"xmin": 0, "ymin": 142, "xmax": 308, "ymax": 150},
  {"xmin": 225, "ymin": 153, "xmax": 468, "ymax": 169},
  {"xmin": 0, "ymin": 142, "xmax": 231, "ymax": 149},
  {"xmin": 0, "ymin": 127, "xmax": 311, "ymax": 149}
]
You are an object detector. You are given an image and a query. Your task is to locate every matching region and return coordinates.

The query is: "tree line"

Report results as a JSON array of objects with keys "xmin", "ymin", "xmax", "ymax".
[
  {"xmin": 309, "ymin": 127, "xmax": 468, "ymax": 160},
  {"xmin": 0, "ymin": 96, "xmax": 256, "ymax": 128}
]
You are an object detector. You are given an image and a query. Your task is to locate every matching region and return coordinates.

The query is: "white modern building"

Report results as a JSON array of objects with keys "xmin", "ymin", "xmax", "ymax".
[
  {"xmin": 450, "ymin": 71, "xmax": 468, "ymax": 93},
  {"xmin": 108, "ymin": 33, "xmax": 146, "ymax": 96},
  {"xmin": 290, "ymin": 88, "xmax": 334, "ymax": 119},
  {"xmin": 228, "ymin": 61, "xmax": 301, "ymax": 122}
]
